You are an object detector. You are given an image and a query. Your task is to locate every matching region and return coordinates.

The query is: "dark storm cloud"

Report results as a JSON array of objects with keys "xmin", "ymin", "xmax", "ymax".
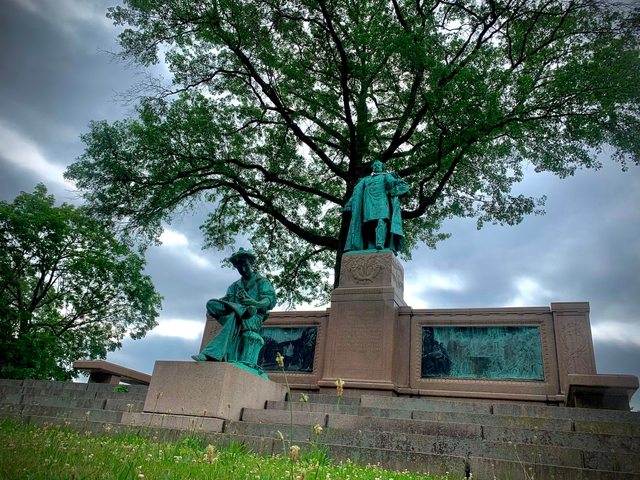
[
  {"xmin": 408, "ymin": 161, "xmax": 640, "ymax": 319},
  {"xmin": 1, "ymin": 0, "xmax": 638, "ymax": 410}
]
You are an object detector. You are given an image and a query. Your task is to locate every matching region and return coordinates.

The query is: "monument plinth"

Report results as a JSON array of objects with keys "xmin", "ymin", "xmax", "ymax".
[
  {"xmin": 318, "ymin": 251, "xmax": 409, "ymax": 395},
  {"xmin": 140, "ymin": 361, "xmax": 286, "ymax": 420}
]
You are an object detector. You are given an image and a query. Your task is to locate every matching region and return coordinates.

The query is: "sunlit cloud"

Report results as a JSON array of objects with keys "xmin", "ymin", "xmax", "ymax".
[
  {"xmin": 0, "ymin": 121, "xmax": 72, "ymax": 188},
  {"xmin": 160, "ymin": 229, "xmax": 188, "ymax": 246},
  {"xmin": 592, "ymin": 322, "xmax": 640, "ymax": 347},
  {"xmin": 405, "ymin": 270, "xmax": 466, "ymax": 308},
  {"xmin": 507, "ymin": 277, "xmax": 554, "ymax": 307},
  {"xmin": 148, "ymin": 319, "xmax": 204, "ymax": 340},
  {"xmin": 158, "ymin": 228, "xmax": 212, "ymax": 269}
]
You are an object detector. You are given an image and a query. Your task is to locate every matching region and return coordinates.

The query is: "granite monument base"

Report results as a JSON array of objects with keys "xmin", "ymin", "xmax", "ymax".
[
  {"xmin": 196, "ymin": 252, "xmax": 638, "ymax": 409},
  {"xmin": 140, "ymin": 361, "xmax": 287, "ymax": 421}
]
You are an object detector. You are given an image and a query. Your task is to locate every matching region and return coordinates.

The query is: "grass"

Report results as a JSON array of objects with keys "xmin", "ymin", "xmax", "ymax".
[{"xmin": 0, "ymin": 418, "xmax": 454, "ymax": 480}]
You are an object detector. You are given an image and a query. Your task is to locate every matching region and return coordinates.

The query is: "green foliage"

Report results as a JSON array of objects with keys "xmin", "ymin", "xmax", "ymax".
[
  {"xmin": 0, "ymin": 185, "xmax": 162, "ymax": 380},
  {"xmin": 112, "ymin": 385, "xmax": 129, "ymax": 393},
  {"xmin": 65, "ymin": 0, "xmax": 640, "ymax": 305}
]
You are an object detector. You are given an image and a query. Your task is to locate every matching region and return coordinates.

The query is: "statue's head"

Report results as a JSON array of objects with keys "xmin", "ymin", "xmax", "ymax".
[
  {"xmin": 371, "ymin": 160, "xmax": 385, "ymax": 173},
  {"xmin": 228, "ymin": 248, "xmax": 256, "ymax": 268}
]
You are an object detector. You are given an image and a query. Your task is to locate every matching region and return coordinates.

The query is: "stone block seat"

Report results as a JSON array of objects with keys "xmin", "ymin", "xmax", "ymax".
[
  {"xmin": 567, "ymin": 373, "xmax": 639, "ymax": 410},
  {"xmin": 73, "ymin": 360, "xmax": 151, "ymax": 385}
]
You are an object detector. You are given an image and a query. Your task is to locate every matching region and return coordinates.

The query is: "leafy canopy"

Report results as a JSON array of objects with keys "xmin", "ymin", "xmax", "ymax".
[
  {"xmin": 65, "ymin": 0, "xmax": 640, "ymax": 306},
  {"xmin": 0, "ymin": 185, "xmax": 162, "ymax": 380}
]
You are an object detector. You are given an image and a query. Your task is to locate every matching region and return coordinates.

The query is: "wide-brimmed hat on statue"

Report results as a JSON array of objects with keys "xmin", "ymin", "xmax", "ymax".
[{"xmin": 228, "ymin": 248, "xmax": 257, "ymax": 266}]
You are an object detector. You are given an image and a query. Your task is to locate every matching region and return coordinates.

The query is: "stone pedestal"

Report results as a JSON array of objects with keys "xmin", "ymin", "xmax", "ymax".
[
  {"xmin": 550, "ymin": 302, "xmax": 597, "ymax": 395},
  {"xmin": 566, "ymin": 373, "xmax": 639, "ymax": 411},
  {"xmin": 318, "ymin": 251, "xmax": 409, "ymax": 393},
  {"xmin": 141, "ymin": 361, "xmax": 287, "ymax": 420}
]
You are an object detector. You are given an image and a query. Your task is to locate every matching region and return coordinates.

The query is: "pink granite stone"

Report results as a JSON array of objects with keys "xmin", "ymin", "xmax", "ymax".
[{"xmin": 143, "ymin": 361, "xmax": 286, "ymax": 420}]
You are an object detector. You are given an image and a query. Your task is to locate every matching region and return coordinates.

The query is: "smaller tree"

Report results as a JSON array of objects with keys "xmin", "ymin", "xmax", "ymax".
[{"xmin": 0, "ymin": 184, "xmax": 162, "ymax": 381}]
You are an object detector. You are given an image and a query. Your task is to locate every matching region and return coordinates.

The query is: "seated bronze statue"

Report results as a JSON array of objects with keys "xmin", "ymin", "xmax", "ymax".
[{"xmin": 192, "ymin": 248, "xmax": 276, "ymax": 372}]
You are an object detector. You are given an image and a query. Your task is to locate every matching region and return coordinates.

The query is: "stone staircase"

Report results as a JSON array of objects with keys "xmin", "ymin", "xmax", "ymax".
[
  {"xmin": 0, "ymin": 378, "xmax": 147, "ymax": 431},
  {"xmin": 1, "ymin": 379, "xmax": 639, "ymax": 479}
]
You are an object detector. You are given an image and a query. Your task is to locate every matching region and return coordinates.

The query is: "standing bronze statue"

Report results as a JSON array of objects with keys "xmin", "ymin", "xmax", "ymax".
[
  {"xmin": 192, "ymin": 249, "xmax": 276, "ymax": 374},
  {"xmin": 343, "ymin": 160, "xmax": 410, "ymax": 253}
]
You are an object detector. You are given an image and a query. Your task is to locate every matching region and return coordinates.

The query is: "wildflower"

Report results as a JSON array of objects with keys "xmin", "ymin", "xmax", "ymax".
[
  {"xmin": 290, "ymin": 445, "xmax": 300, "ymax": 462},
  {"xmin": 127, "ymin": 404, "xmax": 133, "ymax": 413},
  {"xmin": 335, "ymin": 378, "xmax": 345, "ymax": 397},
  {"xmin": 104, "ymin": 426, "xmax": 111, "ymax": 433},
  {"xmin": 277, "ymin": 430, "xmax": 285, "ymax": 441},
  {"xmin": 300, "ymin": 393, "xmax": 308, "ymax": 403},
  {"xmin": 276, "ymin": 352, "xmax": 285, "ymax": 368},
  {"xmin": 314, "ymin": 424, "xmax": 323, "ymax": 435},
  {"xmin": 206, "ymin": 444, "xmax": 217, "ymax": 464},
  {"xmin": 174, "ymin": 455, "xmax": 182, "ymax": 462},
  {"xmin": 156, "ymin": 392, "xmax": 163, "ymax": 400},
  {"xmin": 85, "ymin": 411, "xmax": 90, "ymax": 421}
]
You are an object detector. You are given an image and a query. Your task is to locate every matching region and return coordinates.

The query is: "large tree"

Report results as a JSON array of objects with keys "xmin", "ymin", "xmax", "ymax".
[
  {"xmin": 0, "ymin": 185, "xmax": 162, "ymax": 380},
  {"xmin": 65, "ymin": 0, "xmax": 640, "ymax": 306}
]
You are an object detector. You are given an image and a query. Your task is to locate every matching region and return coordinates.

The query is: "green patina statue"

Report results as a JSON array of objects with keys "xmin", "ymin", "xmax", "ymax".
[
  {"xmin": 343, "ymin": 160, "xmax": 410, "ymax": 254},
  {"xmin": 192, "ymin": 248, "xmax": 277, "ymax": 376}
]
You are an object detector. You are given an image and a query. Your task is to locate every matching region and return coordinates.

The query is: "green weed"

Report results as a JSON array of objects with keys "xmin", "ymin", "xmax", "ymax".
[{"xmin": 0, "ymin": 418, "xmax": 452, "ymax": 479}]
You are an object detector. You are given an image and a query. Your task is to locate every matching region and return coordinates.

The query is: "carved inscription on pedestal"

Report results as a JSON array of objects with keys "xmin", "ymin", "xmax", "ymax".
[{"xmin": 334, "ymin": 307, "xmax": 384, "ymax": 373}]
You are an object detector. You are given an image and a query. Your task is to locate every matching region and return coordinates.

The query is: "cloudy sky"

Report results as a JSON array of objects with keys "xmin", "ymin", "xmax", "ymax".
[{"xmin": 1, "ymin": 0, "xmax": 638, "ymax": 408}]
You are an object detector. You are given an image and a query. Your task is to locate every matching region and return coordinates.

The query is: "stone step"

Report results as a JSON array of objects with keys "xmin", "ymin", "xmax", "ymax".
[
  {"xmin": 361, "ymin": 395, "xmax": 640, "ymax": 425},
  {"xmin": 275, "ymin": 398, "xmax": 458, "ymax": 420},
  {"xmin": 228, "ymin": 418, "xmax": 640, "ymax": 474},
  {"xmin": 121, "ymin": 412, "xmax": 225, "ymax": 432},
  {"xmin": 22, "ymin": 380, "xmax": 89, "ymax": 391},
  {"xmin": 21, "ymin": 404, "xmax": 124, "ymax": 423},
  {"xmin": 0, "ymin": 379, "xmax": 24, "ymax": 387},
  {"xmin": 241, "ymin": 408, "xmax": 640, "ymax": 455},
  {"xmin": 269, "ymin": 400, "xmax": 633, "ymax": 434},
  {"xmin": 328, "ymin": 443, "xmax": 640, "ymax": 480},
  {"xmin": 21, "ymin": 396, "xmax": 108, "ymax": 410},
  {"xmin": 18, "ymin": 387, "xmax": 147, "ymax": 402},
  {"xmin": 8, "ymin": 408, "xmax": 639, "ymax": 479},
  {"xmin": 0, "ymin": 385, "xmax": 24, "ymax": 396},
  {"xmin": 0, "ymin": 380, "xmax": 149, "ymax": 397},
  {"xmin": 0, "ymin": 395, "xmax": 145, "ymax": 414},
  {"xmin": 0, "ymin": 393, "xmax": 23, "ymax": 405},
  {"xmin": 104, "ymin": 398, "xmax": 146, "ymax": 413},
  {"xmin": 290, "ymin": 393, "xmax": 361, "ymax": 406},
  {"xmin": 86, "ymin": 383, "xmax": 149, "ymax": 395}
]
